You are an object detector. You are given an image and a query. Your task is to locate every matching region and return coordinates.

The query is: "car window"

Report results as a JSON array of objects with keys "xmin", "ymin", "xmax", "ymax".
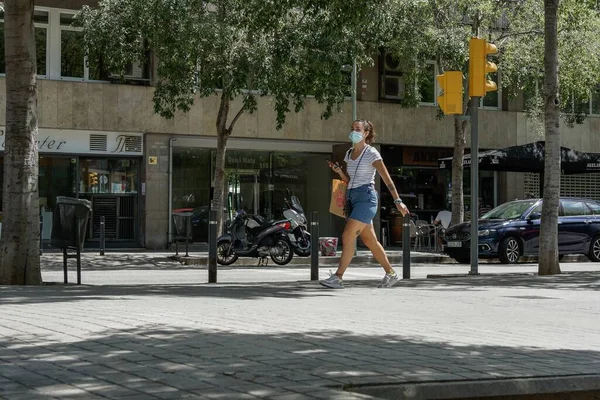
[
  {"xmin": 585, "ymin": 201, "xmax": 600, "ymax": 215},
  {"xmin": 530, "ymin": 203, "xmax": 543, "ymax": 215},
  {"xmin": 561, "ymin": 200, "xmax": 590, "ymax": 216},
  {"xmin": 481, "ymin": 200, "xmax": 537, "ymax": 220}
]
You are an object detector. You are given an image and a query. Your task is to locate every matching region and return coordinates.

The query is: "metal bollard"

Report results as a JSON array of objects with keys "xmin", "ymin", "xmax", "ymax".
[
  {"xmin": 208, "ymin": 209, "xmax": 217, "ymax": 283},
  {"xmin": 100, "ymin": 216, "xmax": 105, "ymax": 256},
  {"xmin": 310, "ymin": 211, "xmax": 319, "ymax": 281},
  {"xmin": 39, "ymin": 214, "xmax": 43, "ymax": 254},
  {"xmin": 184, "ymin": 215, "xmax": 190, "ymax": 257},
  {"xmin": 75, "ymin": 217, "xmax": 82, "ymax": 285},
  {"xmin": 402, "ymin": 214, "xmax": 411, "ymax": 279}
]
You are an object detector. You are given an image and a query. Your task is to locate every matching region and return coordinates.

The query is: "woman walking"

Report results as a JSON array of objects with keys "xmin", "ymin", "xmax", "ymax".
[{"xmin": 320, "ymin": 119, "xmax": 409, "ymax": 289}]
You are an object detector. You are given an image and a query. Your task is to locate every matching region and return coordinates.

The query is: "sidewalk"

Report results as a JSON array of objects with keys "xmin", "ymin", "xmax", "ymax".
[{"xmin": 0, "ymin": 256, "xmax": 599, "ymax": 399}]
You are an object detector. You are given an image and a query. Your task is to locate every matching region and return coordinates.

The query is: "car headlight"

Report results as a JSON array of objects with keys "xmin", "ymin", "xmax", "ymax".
[{"xmin": 478, "ymin": 229, "xmax": 496, "ymax": 237}]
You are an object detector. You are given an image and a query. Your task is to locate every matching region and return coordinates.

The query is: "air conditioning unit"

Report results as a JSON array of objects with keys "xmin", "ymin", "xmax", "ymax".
[
  {"xmin": 382, "ymin": 75, "xmax": 405, "ymax": 100},
  {"xmin": 383, "ymin": 51, "xmax": 401, "ymax": 72}
]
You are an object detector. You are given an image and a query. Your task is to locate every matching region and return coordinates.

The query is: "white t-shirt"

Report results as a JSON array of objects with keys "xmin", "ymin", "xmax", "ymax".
[
  {"xmin": 435, "ymin": 210, "xmax": 452, "ymax": 229},
  {"xmin": 344, "ymin": 146, "xmax": 383, "ymax": 189}
]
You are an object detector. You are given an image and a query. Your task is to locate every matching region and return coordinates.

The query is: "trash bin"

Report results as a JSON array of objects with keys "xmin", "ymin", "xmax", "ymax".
[
  {"xmin": 319, "ymin": 237, "xmax": 338, "ymax": 256},
  {"xmin": 50, "ymin": 197, "xmax": 92, "ymax": 250},
  {"xmin": 172, "ymin": 212, "xmax": 193, "ymax": 241}
]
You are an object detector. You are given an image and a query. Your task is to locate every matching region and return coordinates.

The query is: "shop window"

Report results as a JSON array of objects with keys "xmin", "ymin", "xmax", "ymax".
[
  {"xmin": 79, "ymin": 159, "xmax": 139, "ymax": 194},
  {"xmin": 172, "ymin": 148, "xmax": 212, "ymax": 211},
  {"xmin": 0, "ymin": 10, "xmax": 49, "ymax": 76}
]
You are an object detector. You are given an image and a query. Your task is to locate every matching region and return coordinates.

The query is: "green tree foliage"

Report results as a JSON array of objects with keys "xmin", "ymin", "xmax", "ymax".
[
  {"xmin": 382, "ymin": 0, "xmax": 600, "ymax": 234},
  {"xmin": 77, "ymin": 0, "xmax": 390, "ymax": 233}
]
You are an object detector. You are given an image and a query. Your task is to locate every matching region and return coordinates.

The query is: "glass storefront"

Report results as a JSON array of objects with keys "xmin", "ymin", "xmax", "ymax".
[
  {"xmin": 78, "ymin": 158, "xmax": 140, "ymax": 242},
  {"xmin": 0, "ymin": 156, "xmax": 140, "ymax": 245},
  {"xmin": 172, "ymin": 147, "xmax": 332, "ymax": 243},
  {"xmin": 381, "ymin": 145, "xmax": 498, "ymax": 244}
]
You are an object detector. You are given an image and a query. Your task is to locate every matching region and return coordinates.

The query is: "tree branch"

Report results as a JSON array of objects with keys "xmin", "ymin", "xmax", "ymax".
[
  {"xmin": 227, "ymin": 105, "xmax": 245, "ymax": 134},
  {"xmin": 496, "ymin": 29, "xmax": 544, "ymax": 42}
]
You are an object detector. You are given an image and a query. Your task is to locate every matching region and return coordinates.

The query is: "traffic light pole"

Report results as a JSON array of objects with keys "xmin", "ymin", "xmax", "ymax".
[{"xmin": 470, "ymin": 97, "xmax": 480, "ymax": 275}]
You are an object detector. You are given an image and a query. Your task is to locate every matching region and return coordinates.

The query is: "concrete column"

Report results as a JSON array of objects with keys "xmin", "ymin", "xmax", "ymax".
[{"xmin": 144, "ymin": 133, "xmax": 171, "ymax": 249}]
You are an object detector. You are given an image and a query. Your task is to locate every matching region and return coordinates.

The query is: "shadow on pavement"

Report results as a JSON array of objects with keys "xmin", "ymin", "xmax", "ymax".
[
  {"xmin": 0, "ymin": 271, "xmax": 598, "ymax": 306},
  {"xmin": 1, "ymin": 326, "xmax": 599, "ymax": 399}
]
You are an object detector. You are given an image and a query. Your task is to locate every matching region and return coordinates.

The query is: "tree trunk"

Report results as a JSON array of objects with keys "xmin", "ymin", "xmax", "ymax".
[
  {"xmin": 213, "ymin": 93, "xmax": 231, "ymax": 236},
  {"xmin": 538, "ymin": 0, "xmax": 561, "ymax": 276},
  {"xmin": 450, "ymin": 117, "xmax": 466, "ymax": 226},
  {"xmin": 0, "ymin": 0, "xmax": 41, "ymax": 285}
]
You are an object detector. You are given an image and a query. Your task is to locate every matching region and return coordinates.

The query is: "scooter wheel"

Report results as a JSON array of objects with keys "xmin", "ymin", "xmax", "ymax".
[
  {"xmin": 294, "ymin": 244, "xmax": 311, "ymax": 257},
  {"xmin": 271, "ymin": 237, "xmax": 294, "ymax": 265},
  {"xmin": 217, "ymin": 242, "xmax": 238, "ymax": 265}
]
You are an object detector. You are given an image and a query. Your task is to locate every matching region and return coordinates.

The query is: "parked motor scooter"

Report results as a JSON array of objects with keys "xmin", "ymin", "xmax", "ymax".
[
  {"xmin": 283, "ymin": 190, "xmax": 311, "ymax": 257},
  {"xmin": 216, "ymin": 209, "xmax": 294, "ymax": 266}
]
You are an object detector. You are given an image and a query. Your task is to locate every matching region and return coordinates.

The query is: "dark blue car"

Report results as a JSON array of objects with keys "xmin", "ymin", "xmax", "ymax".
[{"xmin": 443, "ymin": 197, "xmax": 600, "ymax": 264}]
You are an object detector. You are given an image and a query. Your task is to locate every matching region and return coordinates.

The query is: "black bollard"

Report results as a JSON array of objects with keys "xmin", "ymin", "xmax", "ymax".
[
  {"xmin": 39, "ymin": 214, "xmax": 43, "ymax": 254},
  {"xmin": 184, "ymin": 214, "xmax": 190, "ymax": 257},
  {"xmin": 208, "ymin": 209, "xmax": 218, "ymax": 283},
  {"xmin": 310, "ymin": 211, "xmax": 319, "ymax": 281},
  {"xmin": 76, "ymin": 217, "xmax": 82, "ymax": 285},
  {"xmin": 402, "ymin": 214, "xmax": 411, "ymax": 279},
  {"xmin": 100, "ymin": 216, "xmax": 105, "ymax": 256}
]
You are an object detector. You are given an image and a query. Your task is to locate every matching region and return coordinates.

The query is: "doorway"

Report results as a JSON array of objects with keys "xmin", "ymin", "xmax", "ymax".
[{"xmin": 226, "ymin": 169, "xmax": 260, "ymax": 219}]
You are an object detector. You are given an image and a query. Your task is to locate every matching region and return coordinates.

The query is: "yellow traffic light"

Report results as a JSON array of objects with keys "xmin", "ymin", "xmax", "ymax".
[
  {"xmin": 469, "ymin": 37, "xmax": 498, "ymax": 97},
  {"xmin": 437, "ymin": 71, "xmax": 463, "ymax": 115}
]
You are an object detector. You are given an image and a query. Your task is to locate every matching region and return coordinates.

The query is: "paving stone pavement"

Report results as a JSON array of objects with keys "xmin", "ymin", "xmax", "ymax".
[{"xmin": 0, "ymin": 254, "xmax": 599, "ymax": 399}]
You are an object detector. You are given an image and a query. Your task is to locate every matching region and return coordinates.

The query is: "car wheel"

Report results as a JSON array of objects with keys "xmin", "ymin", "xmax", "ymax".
[
  {"xmin": 588, "ymin": 236, "xmax": 600, "ymax": 262},
  {"xmin": 217, "ymin": 241, "xmax": 238, "ymax": 265},
  {"xmin": 454, "ymin": 256, "xmax": 470, "ymax": 264},
  {"xmin": 499, "ymin": 237, "xmax": 521, "ymax": 264}
]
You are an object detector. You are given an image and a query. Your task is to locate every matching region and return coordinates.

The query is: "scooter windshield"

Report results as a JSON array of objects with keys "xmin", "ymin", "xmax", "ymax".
[{"xmin": 291, "ymin": 196, "xmax": 304, "ymax": 214}]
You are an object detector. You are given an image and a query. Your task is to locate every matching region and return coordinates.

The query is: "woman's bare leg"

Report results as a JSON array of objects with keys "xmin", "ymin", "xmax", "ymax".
[
  {"xmin": 334, "ymin": 218, "xmax": 368, "ymax": 278},
  {"xmin": 360, "ymin": 224, "xmax": 394, "ymax": 274}
]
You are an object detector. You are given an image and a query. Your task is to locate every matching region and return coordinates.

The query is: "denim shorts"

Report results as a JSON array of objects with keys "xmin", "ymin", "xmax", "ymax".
[{"xmin": 348, "ymin": 184, "xmax": 378, "ymax": 224}]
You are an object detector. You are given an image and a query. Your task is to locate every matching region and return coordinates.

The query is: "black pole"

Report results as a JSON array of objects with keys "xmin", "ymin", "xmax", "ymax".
[
  {"xmin": 100, "ymin": 216, "xmax": 105, "ymax": 256},
  {"xmin": 39, "ymin": 214, "xmax": 43, "ymax": 254},
  {"xmin": 76, "ymin": 217, "xmax": 82, "ymax": 285},
  {"xmin": 185, "ymin": 215, "xmax": 190, "ymax": 257},
  {"xmin": 208, "ymin": 209, "xmax": 218, "ymax": 283},
  {"xmin": 402, "ymin": 214, "xmax": 411, "ymax": 279},
  {"xmin": 470, "ymin": 97, "xmax": 480, "ymax": 276},
  {"xmin": 63, "ymin": 248, "xmax": 68, "ymax": 284},
  {"xmin": 310, "ymin": 211, "xmax": 319, "ymax": 281}
]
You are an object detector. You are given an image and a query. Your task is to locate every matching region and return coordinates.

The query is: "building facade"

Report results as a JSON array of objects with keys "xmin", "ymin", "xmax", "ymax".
[{"xmin": 1, "ymin": 1, "xmax": 600, "ymax": 249}]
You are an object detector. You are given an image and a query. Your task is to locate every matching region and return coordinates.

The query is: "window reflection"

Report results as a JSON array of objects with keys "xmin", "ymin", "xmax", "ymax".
[{"xmin": 80, "ymin": 159, "xmax": 138, "ymax": 194}]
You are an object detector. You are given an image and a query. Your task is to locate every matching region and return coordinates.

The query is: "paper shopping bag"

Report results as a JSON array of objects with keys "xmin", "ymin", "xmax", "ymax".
[{"xmin": 329, "ymin": 179, "xmax": 347, "ymax": 218}]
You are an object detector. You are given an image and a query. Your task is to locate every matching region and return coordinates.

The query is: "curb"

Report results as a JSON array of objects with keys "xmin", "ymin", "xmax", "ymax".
[{"xmin": 346, "ymin": 374, "xmax": 600, "ymax": 400}]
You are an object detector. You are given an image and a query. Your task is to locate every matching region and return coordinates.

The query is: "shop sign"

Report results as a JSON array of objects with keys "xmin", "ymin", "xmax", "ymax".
[
  {"xmin": 0, "ymin": 127, "xmax": 143, "ymax": 156},
  {"xmin": 403, "ymin": 147, "xmax": 453, "ymax": 167}
]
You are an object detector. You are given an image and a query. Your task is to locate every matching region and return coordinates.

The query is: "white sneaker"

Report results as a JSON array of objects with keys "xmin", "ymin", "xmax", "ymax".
[
  {"xmin": 378, "ymin": 272, "xmax": 399, "ymax": 288},
  {"xmin": 320, "ymin": 270, "xmax": 344, "ymax": 289}
]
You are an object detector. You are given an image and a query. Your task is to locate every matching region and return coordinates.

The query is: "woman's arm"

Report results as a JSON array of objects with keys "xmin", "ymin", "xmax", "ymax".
[
  {"xmin": 332, "ymin": 163, "xmax": 349, "ymax": 183},
  {"xmin": 373, "ymin": 160, "xmax": 399, "ymax": 199},
  {"xmin": 374, "ymin": 160, "xmax": 409, "ymax": 215}
]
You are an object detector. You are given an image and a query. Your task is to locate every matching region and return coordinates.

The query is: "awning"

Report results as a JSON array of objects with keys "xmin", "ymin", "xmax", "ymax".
[{"xmin": 438, "ymin": 141, "xmax": 600, "ymax": 175}]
